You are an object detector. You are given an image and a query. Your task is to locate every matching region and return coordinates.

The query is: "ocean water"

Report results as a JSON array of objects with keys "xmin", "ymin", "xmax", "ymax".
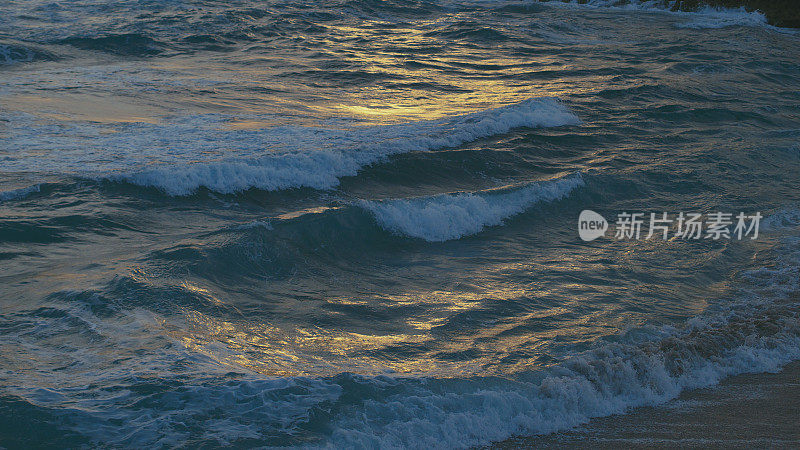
[{"xmin": 1, "ymin": 0, "xmax": 799, "ymax": 447}]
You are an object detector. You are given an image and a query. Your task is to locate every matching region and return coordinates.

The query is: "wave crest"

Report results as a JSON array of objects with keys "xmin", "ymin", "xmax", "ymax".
[
  {"xmin": 362, "ymin": 173, "xmax": 585, "ymax": 241},
  {"xmin": 119, "ymin": 97, "xmax": 580, "ymax": 195},
  {"xmin": 0, "ymin": 184, "xmax": 41, "ymax": 202}
]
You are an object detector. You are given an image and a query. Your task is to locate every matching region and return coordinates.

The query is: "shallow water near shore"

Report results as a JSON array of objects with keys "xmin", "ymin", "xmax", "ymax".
[
  {"xmin": 1, "ymin": 0, "xmax": 800, "ymax": 447},
  {"xmin": 494, "ymin": 360, "xmax": 800, "ymax": 448}
]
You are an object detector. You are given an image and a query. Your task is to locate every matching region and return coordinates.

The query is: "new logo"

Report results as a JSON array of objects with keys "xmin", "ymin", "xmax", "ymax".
[{"xmin": 578, "ymin": 210, "xmax": 608, "ymax": 241}]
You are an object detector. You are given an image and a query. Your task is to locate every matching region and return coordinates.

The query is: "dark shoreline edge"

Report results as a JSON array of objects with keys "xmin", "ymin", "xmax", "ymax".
[
  {"xmin": 491, "ymin": 360, "xmax": 800, "ymax": 448},
  {"xmin": 671, "ymin": 0, "xmax": 800, "ymax": 28},
  {"xmin": 544, "ymin": 0, "xmax": 800, "ymax": 28}
]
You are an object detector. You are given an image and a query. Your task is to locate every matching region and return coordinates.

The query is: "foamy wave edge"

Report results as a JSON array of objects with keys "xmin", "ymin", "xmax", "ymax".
[
  {"xmin": 361, "ymin": 173, "xmax": 585, "ymax": 241},
  {"xmin": 12, "ymin": 214, "xmax": 800, "ymax": 448},
  {"xmin": 113, "ymin": 97, "xmax": 580, "ymax": 196},
  {"xmin": 0, "ymin": 184, "xmax": 41, "ymax": 202},
  {"xmin": 318, "ymin": 228, "xmax": 800, "ymax": 448},
  {"xmin": 533, "ymin": 0, "xmax": 771, "ymax": 30}
]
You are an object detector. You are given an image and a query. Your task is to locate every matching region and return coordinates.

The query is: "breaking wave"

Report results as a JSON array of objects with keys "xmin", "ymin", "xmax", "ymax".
[
  {"xmin": 6, "ymin": 225, "xmax": 799, "ymax": 448},
  {"xmin": 362, "ymin": 173, "xmax": 585, "ymax": 241},
  {"xmin": 675, "ymin": 6, "xmax": 768, "ymax": 29},
  {"xmin": 536, "ymin": 0, "xmax": 770, "ymax": 29},
  {"xmin": 0, "ymin": 97, "xmax": 580, "ymax": 196},
  {"xmin": 0, "ymin": 184, "xmax": 41, "ymax": 202},
  {"xmin": 117, "ymin": 98, "xmax": 580, "ymax": 195}
]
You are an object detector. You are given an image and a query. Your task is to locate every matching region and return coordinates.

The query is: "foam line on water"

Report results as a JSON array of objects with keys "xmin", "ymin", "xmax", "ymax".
[
  {"xmin": 0, "ymin": 97, "xmax": 581, "ymax": 195},
  {"xmin": 5, "ymin": 220, "xmax": 800, "ymax": 448},
  {"xmin": 675, "ymin": 6, "xmax": 768, "ymax": 29},
  {"xmin": 320, "ymin": 229, "xmax": 800, "ymax": 448},
  {"xmin": 528, "ymin": 0, "xmax": 771, "ymax": 30},
  {"xmin": 0, "ymin": 184, "xmax": 41, "ymax": 202},
  {"xmin": 120, "ymin": 98, "xmax": 580, "ymax": 195},
  {"xmin": 361, "ymin": 173, "xmax": 585, "ymax": 241}
]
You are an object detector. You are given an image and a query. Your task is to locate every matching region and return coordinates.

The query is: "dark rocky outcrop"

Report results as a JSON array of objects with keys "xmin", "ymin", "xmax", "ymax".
[
  {"xmin": 558, "ymin": 0, "xmax": 800, "ymax": 28},
  {"xmin": 670, "ymin": 0, "xmax": 800, "ymax": 28}
]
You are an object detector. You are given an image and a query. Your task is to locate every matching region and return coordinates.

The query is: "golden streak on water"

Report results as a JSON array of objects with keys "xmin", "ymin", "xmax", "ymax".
[{"xmin": 163, "ymin": 264, "xmax": 624, "ymax": 377}]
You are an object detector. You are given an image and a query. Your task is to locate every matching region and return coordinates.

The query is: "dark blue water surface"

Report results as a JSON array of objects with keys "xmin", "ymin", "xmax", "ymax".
[{"xmin": 1, "ymin": 0, "xmax": 800, "ymax": 447}]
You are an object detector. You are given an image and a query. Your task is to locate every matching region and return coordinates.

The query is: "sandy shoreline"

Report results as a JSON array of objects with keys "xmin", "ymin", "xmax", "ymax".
[{"xmin": 492, "ymin": 361, "xmax": 800, "ymax": 448}]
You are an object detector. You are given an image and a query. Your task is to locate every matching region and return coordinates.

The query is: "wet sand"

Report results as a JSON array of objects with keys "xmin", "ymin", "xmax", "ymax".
[{"xmin": 493, "ymin": 361, "xmax": 800, "ymax": 448}]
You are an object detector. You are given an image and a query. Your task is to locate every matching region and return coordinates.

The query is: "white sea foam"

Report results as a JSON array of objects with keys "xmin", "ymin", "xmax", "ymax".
[
  {"xmin": 537, "ymin": 0, "xmax": 771, "ymax": 30},
  {"xmin": 675, "ymin": 6, "xmax": 768, "ymax": 29},
  {"xmin": 121, "ymin": 98, "xmax": 579, "ymax": 195},
  {"xmin": 0, "ymin": 184, "xmax": 40, "ymax": 202},
  {"xmin": 319, "ymin": 231, "xmax": 800, "ymax": 448},
  {"xmin": 7, "ymin": 217, "xmax": 800, "ymax": 449},
  {"xmin": 324, "ymin": 338, "xmax": 800, "ymax": 449},
  {"xmin": 362, "ymin": 173, "xmax": 585, "ymax": 241},
  {"xmin": 0, "ymin": 98, "xmax": 580, "ymax": 195}
]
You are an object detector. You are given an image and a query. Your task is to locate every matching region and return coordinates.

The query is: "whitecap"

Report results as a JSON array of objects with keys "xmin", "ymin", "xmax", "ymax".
[{"xmin": 361, "ymin": 173, "xmax": 585, "ymax": 241}]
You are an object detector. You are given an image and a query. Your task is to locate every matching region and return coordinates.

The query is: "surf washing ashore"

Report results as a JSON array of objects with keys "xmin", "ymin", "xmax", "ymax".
[
  {"xmin": 663, "ymin": 0, "xmax": 799, "ymax": 28},
  {"xmin": 528, "ymin": 0, "xmax": 799, "ymax": 28},
  {"xmin": 1, "ymin": 0, "xmax": 799, "ymax": 448}
]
